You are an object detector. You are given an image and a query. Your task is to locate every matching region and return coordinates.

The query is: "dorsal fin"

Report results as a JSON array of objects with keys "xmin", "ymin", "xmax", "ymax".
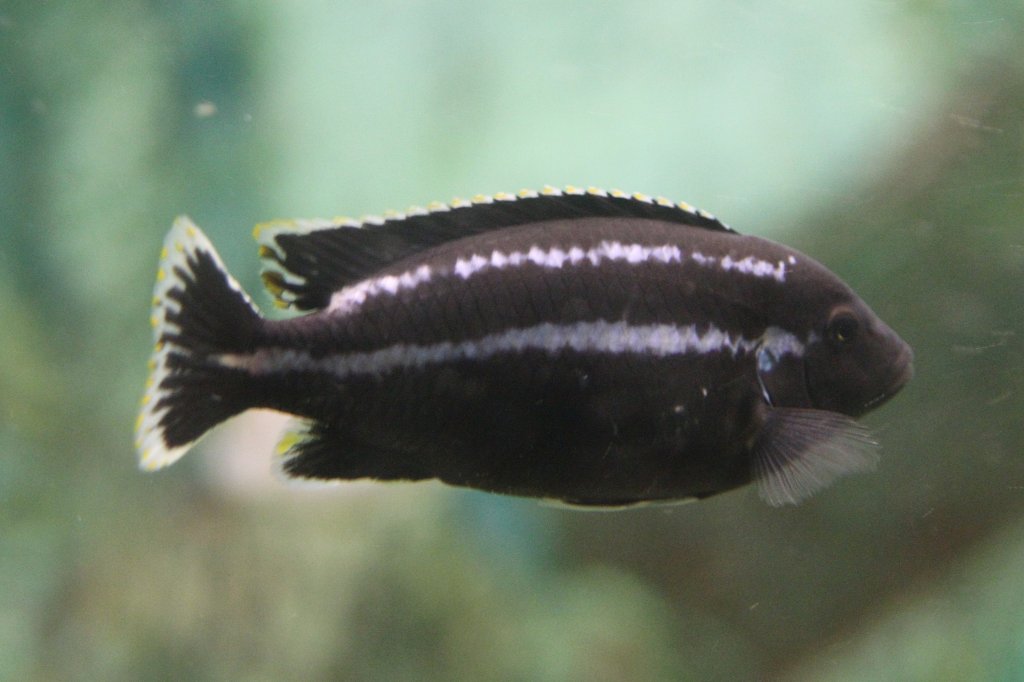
[{"xmin": 255, "ymin": 185, "xmax": 733, "ymax": 310}]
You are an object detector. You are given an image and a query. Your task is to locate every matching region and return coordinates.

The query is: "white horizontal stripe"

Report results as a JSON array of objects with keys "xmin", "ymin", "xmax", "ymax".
[
  {"xmin": 327, "ymin": 239, "xmax": 794, "ymax": 315},
  {"xmin": 453, "ymin": 240, "xmax": 683, "ymax": 279},
  {"xmin": 327, "ymin": 240, "xmax": 685, "ymax": 314},
  {"xmin": 691, "ymin": 251, "xmax": 791, "ymax": 282},
  {"xmin": 328, "ymin": 264, "xmax": 433, "ymax": 314},
  {"xmin": 219, "ymin": 321, "xmax": 806, "ymax": 381},
  {"xmin": 720, "ymin": 254, "xmax": 787, "ymax": 281}
]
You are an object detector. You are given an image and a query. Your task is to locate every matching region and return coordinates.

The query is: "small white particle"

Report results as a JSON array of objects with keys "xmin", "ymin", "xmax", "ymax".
[{"xmin": 194, "ymin": 101, "xmax": 218, "ymax": 118}]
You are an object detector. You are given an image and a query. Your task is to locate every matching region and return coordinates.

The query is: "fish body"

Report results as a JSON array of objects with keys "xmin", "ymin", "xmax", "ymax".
[{"xmin": 136, "ymin": 187, "xmax": 913, "ymax": 506}]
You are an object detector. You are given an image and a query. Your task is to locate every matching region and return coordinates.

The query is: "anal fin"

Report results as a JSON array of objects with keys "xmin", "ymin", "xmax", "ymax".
[{"xmin": 274, "ymin": 420, "xmax": 431, "ymax": 483}]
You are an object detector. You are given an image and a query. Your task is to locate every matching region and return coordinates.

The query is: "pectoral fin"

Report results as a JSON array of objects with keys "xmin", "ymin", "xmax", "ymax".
[{"xmin": 752, "ymin": 408, "xmax": 880, "ymax": 506}]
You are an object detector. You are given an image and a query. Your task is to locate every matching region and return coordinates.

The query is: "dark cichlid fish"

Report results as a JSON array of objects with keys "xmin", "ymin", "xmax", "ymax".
[{"xmin": 135, "ymin": 186, "xmax": 913, "ymax": 507}]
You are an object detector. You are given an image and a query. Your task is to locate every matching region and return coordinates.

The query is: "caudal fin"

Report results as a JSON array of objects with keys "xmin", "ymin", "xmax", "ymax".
[{"xmin": 135, "ymin": 216, "xmax": 263, "ymax": 471}]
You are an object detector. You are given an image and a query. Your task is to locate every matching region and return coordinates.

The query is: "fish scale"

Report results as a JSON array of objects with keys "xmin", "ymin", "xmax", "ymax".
[{"xmin": 135, "ymin": 187, "xmax": 913, "ymax": 507}]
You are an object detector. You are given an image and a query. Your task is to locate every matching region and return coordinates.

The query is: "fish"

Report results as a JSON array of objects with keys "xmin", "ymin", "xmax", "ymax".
[{"xmin": 134, "ymin": 185, "xmax": 913, "ymax": 507}]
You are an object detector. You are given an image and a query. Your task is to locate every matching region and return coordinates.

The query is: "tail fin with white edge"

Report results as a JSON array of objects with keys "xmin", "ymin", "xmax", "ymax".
[{"xmin": 134, "ymin": 216, "xmax": 263, "ymax": 471}]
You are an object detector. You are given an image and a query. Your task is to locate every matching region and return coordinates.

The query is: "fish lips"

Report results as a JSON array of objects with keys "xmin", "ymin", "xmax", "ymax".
[{"xmin": 862, "ymin": 343, "xmax": 914, "ymax": 412}]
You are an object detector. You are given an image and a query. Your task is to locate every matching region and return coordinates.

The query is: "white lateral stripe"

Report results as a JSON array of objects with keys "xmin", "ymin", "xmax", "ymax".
[
  {"xmin": 691, "ymin": 251, "xmax": 791, "ymax": 282},
  {"xmin": 220, "ymin": 322, "xmax": 805, "ymax": 381},
  {"xmin": 329, "ymin": 264, "xmax": 433, "ymax": 313},
  {"xmin": 452, "ymin": 241, "xmax": 683, "ymax": 279},
  {"xmin": 327, "ymin": 239, "xmax": 794, "ymax": 314},
  {"xmin": 327, "ymin": 240, "xmax": 685, "ymax": 313},
  {"xmin": 720, "ymin": 254, "xmax": 787, "ymax": 281}
]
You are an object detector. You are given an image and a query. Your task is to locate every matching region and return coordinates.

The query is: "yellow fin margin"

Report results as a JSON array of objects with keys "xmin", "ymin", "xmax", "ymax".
[{"xmin": 136, "ymin": 216, "xmax": 257, "ymax": 471}]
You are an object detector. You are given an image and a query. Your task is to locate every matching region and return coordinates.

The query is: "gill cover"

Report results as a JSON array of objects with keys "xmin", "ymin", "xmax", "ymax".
[
  {"xmin": 755, "ymin": 343, "xmax": 812, "ymax": 409},
  {"xmin": 753, "ymin": 328, "xmax": 882, "ymax": 506}
]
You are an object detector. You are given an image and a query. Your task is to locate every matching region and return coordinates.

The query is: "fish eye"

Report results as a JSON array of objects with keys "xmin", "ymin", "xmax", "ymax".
[{"xmin": 827, "ymin": 309, "xmax": 860, "ymax": 346}]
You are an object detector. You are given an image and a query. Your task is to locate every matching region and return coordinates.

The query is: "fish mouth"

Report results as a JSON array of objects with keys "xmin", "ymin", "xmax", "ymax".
[{"xmin": 862, "ymin": 349, "xmax": 914, "ymax": 411}]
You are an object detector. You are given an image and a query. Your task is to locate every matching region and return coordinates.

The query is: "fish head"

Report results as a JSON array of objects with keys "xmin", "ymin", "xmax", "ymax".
[{"xmin": 802, "ymin": 298, "xmax": 914, "ymax": 417}]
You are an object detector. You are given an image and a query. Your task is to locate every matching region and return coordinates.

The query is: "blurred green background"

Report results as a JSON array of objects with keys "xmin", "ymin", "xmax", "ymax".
[{"xmin": 3, "ymin": 1, "xmax": 1023, "ymax": 680}]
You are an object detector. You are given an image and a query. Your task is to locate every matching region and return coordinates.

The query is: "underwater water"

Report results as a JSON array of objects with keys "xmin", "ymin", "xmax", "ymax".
[{"xmin": 2, "ymin": 2, "xmax": 1023, "ymax": 679}]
